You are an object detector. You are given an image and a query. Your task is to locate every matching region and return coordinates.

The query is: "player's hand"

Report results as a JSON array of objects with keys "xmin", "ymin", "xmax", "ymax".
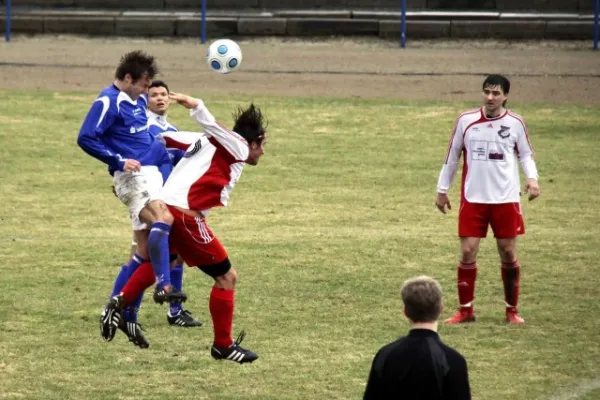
[
  {"xmin": 169, "ymin": 92, "xmax": 200, "ymax": 110},
  {"xmin": 525, "ymin": 179, "xmax": 540, "ymax": 201},
  {"xmin": 122, "ymin": 159, "xmax": 141, "ymax": 172},
  {"xmin": 435, "ymin": 192, "xmax": 452, "ymax": 214}
]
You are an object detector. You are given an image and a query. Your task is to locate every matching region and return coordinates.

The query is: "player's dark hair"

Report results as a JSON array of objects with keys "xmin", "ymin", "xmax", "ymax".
[
  {"xmin": 115, "ymin": 50, "xmax": 158, "ymax": 82},
  {"xmin": 232, "ymin": 104, "xmax": 267, "ymax": 145},
  {"xmin": 483, "ymin": 74, "xmax": 510, "ymax": 94},
  {"xmin": 149, "ymin": 80, "xmax": 169, "ymax": 93}
]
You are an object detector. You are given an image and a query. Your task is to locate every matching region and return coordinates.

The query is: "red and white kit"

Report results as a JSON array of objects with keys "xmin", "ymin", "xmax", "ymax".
[
  {"xmin": 161, "ymin": 100, "xmax": 250, "ymax": 266},
  {"xmin": 437, "ymin": 107, "xmax": 538, "ymax": 238}
]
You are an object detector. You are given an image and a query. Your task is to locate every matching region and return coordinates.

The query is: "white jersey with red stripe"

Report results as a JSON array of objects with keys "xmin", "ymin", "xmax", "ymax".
[
  {"xmin": 161, "ymin": 100, "xmax": 249, "ymax": 216},
  {"xmin": 437, "ymin": 107, "xmax": 538, "ymax": 204}
]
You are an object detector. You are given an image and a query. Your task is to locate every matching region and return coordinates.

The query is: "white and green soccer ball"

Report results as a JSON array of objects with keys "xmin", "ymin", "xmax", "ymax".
[{"xmin": 206, "ymin": 39, "xmax": 243, "ymax": 74}]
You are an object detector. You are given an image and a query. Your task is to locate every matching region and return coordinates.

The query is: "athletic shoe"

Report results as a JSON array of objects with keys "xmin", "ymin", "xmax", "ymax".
[
  {"xmin": 444, "ymin": 307, "xmax": 476, "ymax": 324},
  {"xmin": 99, "ymin": 296, "xmax": 124, "ymax": 342},
  {"xmin": 505, "ymin": 307, "xmax": 525, "ymax": 324},
  {"xmin": 153, "ymin": 285, "xmax": 187, "ymax": 305},
  {"xmin": 118, "ymin": 319, "xmax": 150, "ymax": 348},
  {"xmin": 210, "ymin": 331, "xmax": 258, "ymax": 364},
  {"xmin": 168, "ymin": 310, "xmax": 202, "ymax": 327}
]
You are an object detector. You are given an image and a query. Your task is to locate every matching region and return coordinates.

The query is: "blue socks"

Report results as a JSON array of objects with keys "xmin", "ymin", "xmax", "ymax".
[
  {"xmin": 110, "ymin": 265, "xmax": 130, "ymax": 298},
  {"xmin": 124, "ymin": 294, "xmax": 144, "ymax": 323},
  {"xmin": 148, "ymin": 222, "xmax": 172, "ymax": 287},
  {"xmin": 169, "ymin": 264, "xmax": 184, "ymax": 316},
  {"xmin": 110, "ymin": 254, "xmax": 145, "ymax": 298},
  {"xmin": 110, "ymin": 254, "xmax": 146, "ymax": 322}
]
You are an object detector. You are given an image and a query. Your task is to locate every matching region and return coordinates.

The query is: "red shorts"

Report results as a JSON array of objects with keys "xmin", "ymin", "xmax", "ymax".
[
  {"xmin": 458, "ymin": 200, "xmax": 525, "ymax": 239},
  {"xmin": 167, "ymin": 205, "xmax": 228, "ymax": 267}
]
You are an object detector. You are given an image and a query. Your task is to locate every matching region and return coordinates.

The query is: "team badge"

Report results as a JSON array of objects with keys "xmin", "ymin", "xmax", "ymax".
[{"xmin": 497, "ymin": 125, "xmax": 510, "ymax": 139}]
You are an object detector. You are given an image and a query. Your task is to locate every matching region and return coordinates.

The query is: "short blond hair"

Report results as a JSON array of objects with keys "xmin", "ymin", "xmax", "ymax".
[{"xmin": 401, "ymin": 275, "xmax": 443, "ymax": 323}]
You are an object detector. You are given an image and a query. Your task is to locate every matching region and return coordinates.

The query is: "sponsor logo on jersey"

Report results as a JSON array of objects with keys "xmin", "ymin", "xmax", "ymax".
[{"xmin": 129, "ymin": 124, "xmax": 149, "ymax": 134}]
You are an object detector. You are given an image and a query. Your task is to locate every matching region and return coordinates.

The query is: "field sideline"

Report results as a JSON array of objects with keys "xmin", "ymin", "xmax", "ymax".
[{"xmin": 0, "ymin": 90, "xmax": 599, "ymax": 400}]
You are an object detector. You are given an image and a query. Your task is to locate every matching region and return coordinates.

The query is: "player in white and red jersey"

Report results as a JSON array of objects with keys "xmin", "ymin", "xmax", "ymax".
[
  {"xmin": 102, "ymin": 92, "xmax": 267, "ymax": 364},
  {"xmin": 435, "ymin": 75, "xmax": 541, "ymax": 325}
]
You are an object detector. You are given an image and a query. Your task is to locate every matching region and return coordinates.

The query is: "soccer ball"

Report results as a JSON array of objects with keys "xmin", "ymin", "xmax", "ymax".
[{"xmin": 206, "ymin": 39, "xmax": 242, "ymax": 74}]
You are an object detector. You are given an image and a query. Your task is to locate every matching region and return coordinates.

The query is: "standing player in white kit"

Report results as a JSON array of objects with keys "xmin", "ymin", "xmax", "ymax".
[{"xmin": 435, "ymin": 74, "xmax": 541, "ymax": 325}]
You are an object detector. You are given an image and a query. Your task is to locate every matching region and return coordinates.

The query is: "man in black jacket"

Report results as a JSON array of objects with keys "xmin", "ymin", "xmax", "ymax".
[{"xmin": 364, "ymin": 276, "xmax": 471, "ymax": 399}]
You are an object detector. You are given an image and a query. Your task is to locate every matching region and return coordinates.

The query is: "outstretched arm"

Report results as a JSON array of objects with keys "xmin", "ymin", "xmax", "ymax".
[{"xmin": 169, "ymin": 92, "xmax": 249, "ymax": 161}]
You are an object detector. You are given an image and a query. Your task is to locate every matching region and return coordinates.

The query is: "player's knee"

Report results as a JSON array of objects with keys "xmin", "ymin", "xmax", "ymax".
[
  {"xmin": 215, "ymin": 268, "xmax": 237, "ymax": 289},
  {"xmin": 461, "ymin": 245, "xmax": 478, "ymax": 262},
  {"xmin": 162, "ymin": 208, "xmax": 174, "ymax": 225},
  {"xmin": 498, "ymin": 248, "xmax": 516, "ymax": 263}
]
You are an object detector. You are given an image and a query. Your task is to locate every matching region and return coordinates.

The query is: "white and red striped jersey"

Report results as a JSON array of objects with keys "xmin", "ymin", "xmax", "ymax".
[
  {"xmin": 161, "ymin": 100, "xmax": 249, "ymax": 216},
  {"xmin": 437, "ymin": 107, "xmax": 538, "ymax": 204}
]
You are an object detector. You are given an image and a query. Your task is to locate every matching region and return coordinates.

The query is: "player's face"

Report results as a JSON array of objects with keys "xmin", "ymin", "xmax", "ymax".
[
  {"xmin": 246, "ymin": 137, "xmax": 267, "ymax": 166},
  {"xmin": 148, "ymin": 86, "xmax": 170, "ymax": 115},
  {"xmin": 482, "ymin": 85, "xmax": 507, "ymax": 115},
  {"xmin": 125, "ymin": 73, "xmax": 152, "ymax": 100}
]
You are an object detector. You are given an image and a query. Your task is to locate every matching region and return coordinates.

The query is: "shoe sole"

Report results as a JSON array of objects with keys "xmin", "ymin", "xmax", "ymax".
[
  {"xmin": 444, "ymin": 316, "xmax": 476, "ymax": 324},
  {"xmin": 168, "ymin": 320, "xmax": 203, "ymax": 328}
]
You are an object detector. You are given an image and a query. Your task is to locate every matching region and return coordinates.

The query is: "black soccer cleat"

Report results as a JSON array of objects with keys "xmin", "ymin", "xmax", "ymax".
[
  {"xmin": 118, "ymin": 319, "xmax": 150, "ymax": 349},
  {"xmin": 210, "ymin": 331, "xmax": 258, "ymax": 364},
  {"xmin": 153, "ymin": 285, "xmax": 187, "ymax": 305},
  {"xmin": 168, "ymin": 309, "xmax": 202, "ymax": 327},
  {"xmin": 99, "ymin": 296, "xmax": 123, "ymax": 342}
]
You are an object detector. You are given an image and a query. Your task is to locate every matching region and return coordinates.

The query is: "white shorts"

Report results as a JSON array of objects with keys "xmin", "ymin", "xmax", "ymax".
[{"xmin": 113, "ymin": 166, "xmax": 164, "ymax": 231}]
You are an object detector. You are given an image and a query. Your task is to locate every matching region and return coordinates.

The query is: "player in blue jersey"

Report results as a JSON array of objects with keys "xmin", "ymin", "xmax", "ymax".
[
  {"xmin": 77, "ymin": 51, "xmax": 186, "ymax": 347},
  {"xmin": 115, "ymin": 80, "xmax": 202, "ymax": 332}
]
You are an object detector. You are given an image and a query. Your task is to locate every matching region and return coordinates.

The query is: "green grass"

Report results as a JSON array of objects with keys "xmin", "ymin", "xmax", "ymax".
[{"xmin": 0, "ymin": 90, "xmax": 598, "ymax": 400}]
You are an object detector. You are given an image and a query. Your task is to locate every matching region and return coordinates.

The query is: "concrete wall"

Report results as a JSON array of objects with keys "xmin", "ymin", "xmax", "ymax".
[
  {"xmin": 1, "ymin": 9, "xmax": 595, "ymax": 40},
  {"xmin": 10, "ymin": 0, "xmax": 597, "ymax": 11}
]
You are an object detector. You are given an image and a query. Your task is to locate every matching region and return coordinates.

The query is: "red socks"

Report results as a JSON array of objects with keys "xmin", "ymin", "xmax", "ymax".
[
  {"xmin": 457, "ymin": 262, "xmax": 477, "ymax": 308},
  {"xmin": 120, "ymin": 262, "xmax": 156, "ymax": 304},
  {"xmin": 501, "ymin": 261, "xmax": 521, "ymax": 308},
  {"xmin": 210, "ymin": 286, "xmax": 235, "ymax": 348}
]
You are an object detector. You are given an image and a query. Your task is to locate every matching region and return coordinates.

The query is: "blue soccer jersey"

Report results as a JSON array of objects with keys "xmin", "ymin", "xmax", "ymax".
[{"xmin": 77, "ymin": 85, "xmax": 169, "ymax": 175}]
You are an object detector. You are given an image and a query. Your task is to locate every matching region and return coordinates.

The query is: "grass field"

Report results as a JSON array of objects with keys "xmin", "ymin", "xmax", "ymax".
[{"xmin": 0, "ymin": 90, "xmax": 599, "ymax": 400}]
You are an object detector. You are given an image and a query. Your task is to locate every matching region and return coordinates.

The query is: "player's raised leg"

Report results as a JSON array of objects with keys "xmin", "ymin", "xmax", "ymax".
[{"xmin": 139, "ymin": 199, "xmax": 175, "ymax": 294}]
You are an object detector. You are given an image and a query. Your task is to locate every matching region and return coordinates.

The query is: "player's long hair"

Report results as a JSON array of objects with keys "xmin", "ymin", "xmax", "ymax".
[
  {"xmin": 115, "ymin": 50, "xmax": 158, "ymax": 82},
  {"xmin": 232, "ymin": 104, "xmax": 267, "ymax": 145}
]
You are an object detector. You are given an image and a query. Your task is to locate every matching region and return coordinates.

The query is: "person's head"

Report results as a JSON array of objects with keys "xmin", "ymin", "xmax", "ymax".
[
  {"xmin": 401, "ymin": 275, "xmax": 443, "ymax": 324},
  {"xmin": 482, "ymin": 74, "xmax": 510, "ymax": 116},
  {"xmin": 114, "ymin": 50, "xmax": 158, "ymax": 100},
  {"xmin": 148, "ymin": 80, "xmax": 170, "ymax": 116},
  {"xmin": 232, "ymin": 104, "xmax": 267, "ymax": 165}
]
